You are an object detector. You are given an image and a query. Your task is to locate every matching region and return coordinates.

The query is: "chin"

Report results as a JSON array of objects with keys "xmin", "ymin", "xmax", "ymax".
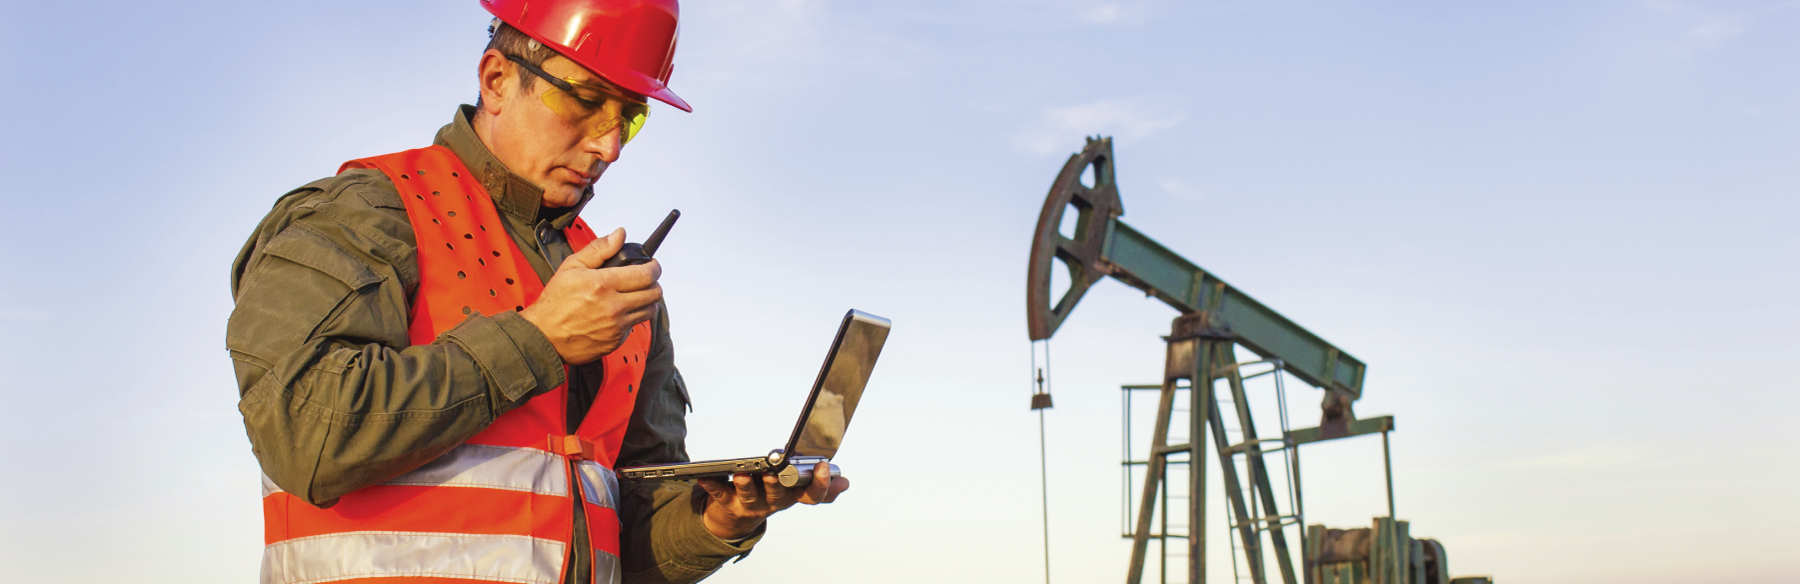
[{"xmin": 543, "ymin": 188, "xmax": 585, "ymax": 208}]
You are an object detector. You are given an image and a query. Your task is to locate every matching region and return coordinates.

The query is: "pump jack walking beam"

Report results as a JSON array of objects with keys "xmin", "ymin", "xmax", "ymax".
[
  {"xmin": 1027, "ymin": 138, "xmax": 1388, "ymax": 584},
  {"xmin": 1026, "ymin": 138, "xmax": 1366, "ymax": 400}
]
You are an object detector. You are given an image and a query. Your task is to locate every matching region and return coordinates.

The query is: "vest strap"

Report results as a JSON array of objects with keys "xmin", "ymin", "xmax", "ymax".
[{"xmin": 549, "ymin": 434, "xmax": 601, "ymax": 461}]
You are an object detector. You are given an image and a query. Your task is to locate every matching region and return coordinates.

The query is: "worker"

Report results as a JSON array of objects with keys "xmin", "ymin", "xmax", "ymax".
[{"xmin": 226, "ymin": 1, "xmax": 850, "ymax": 583}]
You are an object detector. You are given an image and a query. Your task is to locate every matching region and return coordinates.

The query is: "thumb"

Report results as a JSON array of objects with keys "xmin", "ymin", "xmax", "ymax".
[{"xmin": 562, "ymin": 228, "xmax": 624, "ymax": 271}]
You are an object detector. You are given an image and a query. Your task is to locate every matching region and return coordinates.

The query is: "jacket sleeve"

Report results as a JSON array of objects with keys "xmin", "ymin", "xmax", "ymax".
[
  {"xmin": 617, "ymin": 308, "xmax": 763, "ymax": 584},
  {"xmin": 228, "ymin": 184, "xmax": 566, "ymax": 506}
]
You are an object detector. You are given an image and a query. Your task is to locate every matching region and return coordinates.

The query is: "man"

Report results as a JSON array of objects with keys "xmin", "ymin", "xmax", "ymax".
[{"xmin": 226, "ymin": 2, "xmax": 849, "ymax": 583}]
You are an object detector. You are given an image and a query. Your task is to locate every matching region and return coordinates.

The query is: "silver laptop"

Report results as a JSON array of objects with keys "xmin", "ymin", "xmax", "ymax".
[{"xmin": 619, "ymin": 309, "xmax": 891, "ymax": 486}]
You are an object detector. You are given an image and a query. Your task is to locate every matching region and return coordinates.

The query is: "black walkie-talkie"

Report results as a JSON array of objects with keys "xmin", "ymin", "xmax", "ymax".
[{"xmin": 601, "ymin": 209, "xmax": 679, "ymax": 268}]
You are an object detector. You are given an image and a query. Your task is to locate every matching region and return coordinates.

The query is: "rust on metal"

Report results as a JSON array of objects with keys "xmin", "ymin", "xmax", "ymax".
[{"xmin": 1026, "ymin": 136, "xmax": 1123, "ymax": 341}]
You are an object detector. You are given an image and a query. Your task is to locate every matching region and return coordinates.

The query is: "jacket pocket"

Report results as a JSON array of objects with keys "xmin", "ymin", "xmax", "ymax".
[{"xmin": 260, "ymin": 226, "xmax": 383, "ymax": 291}]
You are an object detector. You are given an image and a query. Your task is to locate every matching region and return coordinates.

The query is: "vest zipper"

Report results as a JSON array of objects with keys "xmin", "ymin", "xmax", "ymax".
[
  {"xmin": 537, "ymin": 217, "xmax": 605, "ymax": 584},
  {"xmin": 564, "ymin": 456, "xmax": 583, "ymax": 584}
]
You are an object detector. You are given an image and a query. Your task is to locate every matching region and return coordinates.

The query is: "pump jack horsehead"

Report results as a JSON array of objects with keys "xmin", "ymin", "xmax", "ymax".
[{"xmin": 1025, "ymin": 138, "xmax": 1448, "ymax": 584}]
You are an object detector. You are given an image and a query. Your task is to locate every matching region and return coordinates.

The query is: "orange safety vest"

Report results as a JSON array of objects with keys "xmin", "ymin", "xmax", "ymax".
[{"xmin": 259, "ymin": 146, "xmax": 651, "ymax": 584}]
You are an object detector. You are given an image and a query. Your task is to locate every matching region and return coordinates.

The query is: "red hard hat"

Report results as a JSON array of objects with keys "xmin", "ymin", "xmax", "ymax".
[{"xmin": 481, "ymin": 0, "xmax": 692, "ymax": 112}]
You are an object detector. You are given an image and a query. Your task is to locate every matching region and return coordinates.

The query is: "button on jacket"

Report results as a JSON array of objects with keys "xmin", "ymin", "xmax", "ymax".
[{"xmin": 228, "ymin": 106, "xmax": 758, "ymax": 584}]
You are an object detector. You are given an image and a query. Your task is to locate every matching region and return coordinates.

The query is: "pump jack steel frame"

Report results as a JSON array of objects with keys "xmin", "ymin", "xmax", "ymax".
[{"xmin": 1027, "ymin": 138, "xmax": 1400, "ymax": 584}]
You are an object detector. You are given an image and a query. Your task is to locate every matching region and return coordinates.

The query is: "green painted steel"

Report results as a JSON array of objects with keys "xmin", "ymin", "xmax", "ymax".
[
  {"xmin": 1100, "ymin": 218, "xmax": 1368, "ymax": 397},
  {"xmin": 1285, "ymin": 416, "xmax": 1396, "ymax": 446},
  {"xmin": 1025, "ymin": 138, "xmax": 1448, "ymax": 584}
]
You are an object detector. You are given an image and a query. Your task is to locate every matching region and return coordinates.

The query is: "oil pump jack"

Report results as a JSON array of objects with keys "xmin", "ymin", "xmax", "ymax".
[{"xmin": 1025, "ymin": 138, "xmax": 1488, "ymax": 584}]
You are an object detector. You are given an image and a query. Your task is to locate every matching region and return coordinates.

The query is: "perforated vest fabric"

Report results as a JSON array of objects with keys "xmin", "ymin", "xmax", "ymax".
[{"xmin": 258, "ymin": 146, "xmax": 651, "ymax": 584}]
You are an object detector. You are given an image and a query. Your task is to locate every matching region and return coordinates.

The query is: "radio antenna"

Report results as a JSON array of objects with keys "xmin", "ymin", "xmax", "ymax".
[{"xmin": 642, "ymin": 209, "xmax": 680, "ymax": 257}]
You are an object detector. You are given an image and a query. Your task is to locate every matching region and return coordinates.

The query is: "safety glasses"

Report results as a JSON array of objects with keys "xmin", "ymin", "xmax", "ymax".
[{"xmin": 507, "ymin": 55, "xmax": 649, "ymax": 143}]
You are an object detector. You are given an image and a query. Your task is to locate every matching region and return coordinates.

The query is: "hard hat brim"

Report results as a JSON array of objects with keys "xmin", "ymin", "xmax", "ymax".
[
  {"xmin": 580, "ymin": 55, "xmax": 693, "ymax": 113},
  {"xmin": 482, "ymin": 0, "xmax": 693, "ymax": 113}
]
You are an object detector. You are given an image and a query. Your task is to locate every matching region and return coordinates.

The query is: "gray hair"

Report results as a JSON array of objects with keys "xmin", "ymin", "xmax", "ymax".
[{"xmin": 477, "ymin": 20, "xmax": 559, "ymax": 105}]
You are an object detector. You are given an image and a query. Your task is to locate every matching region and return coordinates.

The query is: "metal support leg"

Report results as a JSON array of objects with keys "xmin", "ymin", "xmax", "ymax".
[
  {"xmin": 1127, "ymin": 337, "xmax": 1197, "ymax": 584},
  {"xmin": 1219, "ymin": 349, "xmax": 1299, "ymax": 584},
  {"xmin": 1293, "ymin": 444, "xmax": 1309, "ymax": 584},
  {"xmin": 1202, "ymin": 341, "xmax": 1266, "ymax": 584},
  {"xmin": 1161, "ymin": 475, "xmax": 1170, "ymax": 584},
  {"xmin": 1189, "ymin": 354, "xmax": 1206, "ymax": 584},
  {"xmin": 1382, "ymin": 431, "xmax": 1397, "ymax": 584}
]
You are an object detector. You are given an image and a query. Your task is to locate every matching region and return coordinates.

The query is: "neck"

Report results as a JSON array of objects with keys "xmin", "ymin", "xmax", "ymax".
[{"xmin": 471, "ymin": 109, "xmax": 498, "ymax": 155}]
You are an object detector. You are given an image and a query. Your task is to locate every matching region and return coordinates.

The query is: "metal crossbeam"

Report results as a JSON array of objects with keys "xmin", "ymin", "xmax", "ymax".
[
  {"xmin": 1285, "ymin": 416, "xmax": 1395, "ymax": 446},
  {"xmin": 1100, "ymin": 220, "xmax": 1366, "ymax": 398}
]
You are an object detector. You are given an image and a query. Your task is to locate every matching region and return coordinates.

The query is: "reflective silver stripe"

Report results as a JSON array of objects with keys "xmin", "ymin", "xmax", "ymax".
[
  {"xmin": 262, "ymin": 531, "xmax": 565, "ymax": 584},
  {"xmin": 382, "ymin": 444, "xmax": 568, "ymax": 497},
  {"xmin": 592, "ymin": 548, "xmax": 620, "ymax": 584},
  {"xmin": 575, "ymin": 461, "xmax": 619, "ymax": 510},
  {"xmin": 262, "ymin": 473, "xmax": 283, "ymax": 498},
  {"xmin": 577, "ymin": 464, "xmax": 621, "ymax": 584}
]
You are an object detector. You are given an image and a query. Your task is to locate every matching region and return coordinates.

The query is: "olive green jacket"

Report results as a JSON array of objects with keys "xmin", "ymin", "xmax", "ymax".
[{"xmin": 227, "ymin": 106, "xmax": 757, "ymax": 584}]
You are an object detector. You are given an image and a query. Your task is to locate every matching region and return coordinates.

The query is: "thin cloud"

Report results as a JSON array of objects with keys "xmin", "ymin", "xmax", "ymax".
[
  {"xmin": 1689, "ymin": 16, "xmax": 1746, "ymax": 44},
  {"xmin": 1014, "ymin": 97, "xmax": 1185, "ymax": 155},
  {"xmin": 1079, "ymin": 3, "xmax": 1134, "ymax": 24},
  {"xmin": 1647, "ymin": 1, "xmax": 1765, "ymax": 56},
  {"xmin": 1156, "ymin": 177, "xmax": 1203, "ymax": 201},
  {"xmin": 778, "ymin": 0, "xmax": 827, "ymax": 13}
]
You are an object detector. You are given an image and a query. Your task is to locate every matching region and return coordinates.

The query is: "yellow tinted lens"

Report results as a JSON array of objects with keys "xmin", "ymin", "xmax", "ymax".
[
  {"xmin": 621, "ymin": 106, "xmax": 647, "ymax": 143},
  {"xmin": 539, "ymin": 87, "xmax": 620, "ymax": 137},
  {"xmin": 540, "ymin": 84, "xmax": 648, "ymax": 144}
]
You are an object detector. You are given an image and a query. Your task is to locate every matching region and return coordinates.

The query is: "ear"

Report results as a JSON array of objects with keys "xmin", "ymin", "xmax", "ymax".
[{"xmin": 477, "ymin": 49, "xmax": 514, "ymax": 117}]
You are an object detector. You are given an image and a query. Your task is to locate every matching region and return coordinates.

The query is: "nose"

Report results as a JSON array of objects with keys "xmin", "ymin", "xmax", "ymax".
[{"xmin": 583, "ymin": 127, "xmax": 623, "ymax": 163}]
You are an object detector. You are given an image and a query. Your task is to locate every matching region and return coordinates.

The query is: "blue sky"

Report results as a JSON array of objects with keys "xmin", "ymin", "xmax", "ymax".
[{"xmin": 1, "ymin": 1, "xmax": 1795, "ymax": 582}]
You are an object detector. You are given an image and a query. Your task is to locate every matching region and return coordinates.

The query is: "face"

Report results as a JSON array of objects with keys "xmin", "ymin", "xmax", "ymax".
[{"xmin": 474, "ymin": 49, "xmax": 640, "ymax": 208}]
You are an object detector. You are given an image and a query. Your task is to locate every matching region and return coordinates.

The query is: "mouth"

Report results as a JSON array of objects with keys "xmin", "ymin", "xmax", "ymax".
[{"xmin": 561, "ymin": 166, "xmax": 594, "ymax": 182}]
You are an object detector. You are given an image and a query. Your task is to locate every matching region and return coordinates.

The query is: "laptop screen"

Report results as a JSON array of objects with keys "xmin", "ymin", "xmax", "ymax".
[{"xmin": 786, "ymin": 310, "xmax": 891, "ymax": 460}]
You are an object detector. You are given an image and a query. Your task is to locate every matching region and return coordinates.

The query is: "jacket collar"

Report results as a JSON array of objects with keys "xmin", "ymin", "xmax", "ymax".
[{"xmin": 434, "ymin": 105, "xmax": 593, "ymax": 230}]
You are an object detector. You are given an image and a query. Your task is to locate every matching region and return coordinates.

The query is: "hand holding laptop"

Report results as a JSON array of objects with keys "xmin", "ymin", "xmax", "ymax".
[
  {"xmin": 618, "ymin": 309, "xmax": 890, "ymax": 540},
  {"xmin": 695, "ymin": 460, "xmax": 850, "ymax": 539}
]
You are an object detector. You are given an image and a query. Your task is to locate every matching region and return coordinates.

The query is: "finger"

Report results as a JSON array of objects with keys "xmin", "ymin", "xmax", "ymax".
[
  {"xmin": 732, "ymin": 474, "xmax": 761, "ymax": 507},
  {"xmin": 641, "ymin": 258, "xmax": 661, "ymax": 282},
  {"xmin": 563, "ymin": 228, "xmax": 626, "ymax": 271},
  {"xmin": 599, "ymin": 261, "xmax": 663, "ymax": 293},
  {"xmin": 609, "ymin": 287, "xmax": 664, "ymax": 317},
  {"xmin": 617, "ymin": 291, "xmax": 664, "ymax": 324},
  {"xmin": 805, "ymin": 462, "xmax": 831, "ymax": 503},
  {"xmin": 763, "ymin": 474, "xmax": 793, "ymax": 508},
  {"xmin": 822, "ymin": 476, "xmax": 850, "ymax": 504},
  {"xmin": 696, "ymin": 477, "xmax": 730, "ymax": 500}
]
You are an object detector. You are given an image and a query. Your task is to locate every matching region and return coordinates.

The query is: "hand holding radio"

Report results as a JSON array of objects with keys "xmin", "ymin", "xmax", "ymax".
[{"xmin": 521, "ymin": 210, "xmax": 677, "ymax": 365}]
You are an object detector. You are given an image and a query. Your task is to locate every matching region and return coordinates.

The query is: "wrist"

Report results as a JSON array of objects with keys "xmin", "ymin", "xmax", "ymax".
[
  {"xmin": 701, "ymin": 505, "xmax": 762, "ymax": 540},
  {"xmin": 515, "ymin": 306, "xmax": 569, "ymax": 361}
]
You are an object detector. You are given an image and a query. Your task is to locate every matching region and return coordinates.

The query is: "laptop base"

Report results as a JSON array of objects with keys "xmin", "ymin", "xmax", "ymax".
[{"xmin": 620, "ymin": 455, "xmax": 774, "ymax": 480}]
